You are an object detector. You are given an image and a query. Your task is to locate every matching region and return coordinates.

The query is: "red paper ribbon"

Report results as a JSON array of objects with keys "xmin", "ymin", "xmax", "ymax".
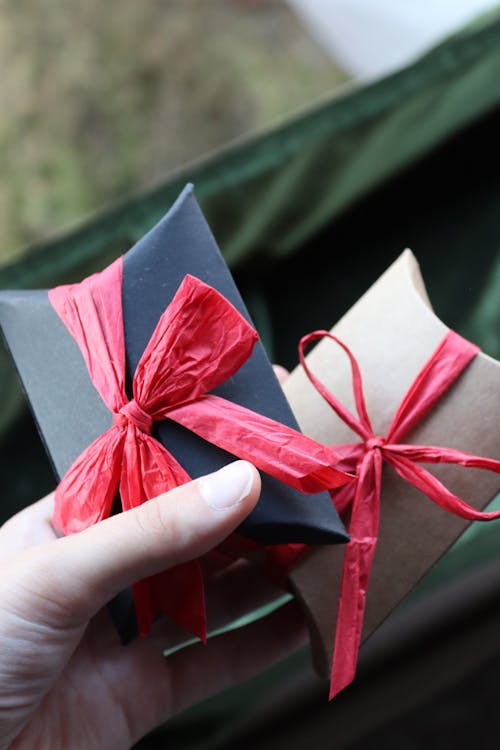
[
  {"xmin": 49, "ymin": 259, "xmax": 352, "ymax": 641},
  {"xmin": 297, "ymin": 329, "xmax": 500, "ymax": 699}
]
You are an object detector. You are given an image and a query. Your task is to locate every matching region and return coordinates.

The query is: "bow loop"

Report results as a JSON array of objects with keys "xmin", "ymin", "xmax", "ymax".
[
  {"xmin": 134, "ymin": 274, "xmax": 259, "ymax": 417},
  {"xmin": 299, "ymin": 331, "xmax": 373, "ymax": 440}
]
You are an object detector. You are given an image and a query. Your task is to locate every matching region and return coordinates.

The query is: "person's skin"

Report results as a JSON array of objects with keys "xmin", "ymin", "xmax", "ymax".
[
  {"xmin": 0, "ymin": 371, "xmax": 307, "ymax": 749},
  {"xmin": 0, "ymin": 461, "xmax": 307, "ymax": 749}
]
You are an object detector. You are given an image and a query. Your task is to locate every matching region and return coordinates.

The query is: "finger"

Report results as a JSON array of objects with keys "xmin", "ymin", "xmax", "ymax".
[
  {"xmin": 0, "ymin": 493, "xmax": 56, "ymax": 560},
  {"xmin": 104, "ymin": 599, "xmax": 308, "ymax": 743},
  {"xmin": 4, "ymin": 461, "xmax": 260, "ymax": 628},
  {"xmin": 273, "ymin": 365, "xmax": 290, "ymax": 385}
]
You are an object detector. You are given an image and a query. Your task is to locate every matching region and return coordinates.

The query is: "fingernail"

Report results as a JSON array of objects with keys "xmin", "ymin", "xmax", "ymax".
[{"xmin": 199, "ymin": 461, "xmax": 255, "ymax": 510}]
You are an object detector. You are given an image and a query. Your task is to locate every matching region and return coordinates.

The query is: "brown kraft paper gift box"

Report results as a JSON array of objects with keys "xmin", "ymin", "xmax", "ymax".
[{"xmin": 283, "ymin": 249, "xmax": 500, "ymax": 683}]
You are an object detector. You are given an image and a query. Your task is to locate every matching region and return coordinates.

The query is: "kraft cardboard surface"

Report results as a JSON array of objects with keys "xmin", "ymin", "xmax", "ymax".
[{"xmin": 284, "ymin": 250, "xmax": 500, "ymax": 677}]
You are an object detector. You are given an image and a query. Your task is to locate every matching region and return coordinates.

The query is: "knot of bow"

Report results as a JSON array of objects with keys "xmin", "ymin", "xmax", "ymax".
[
  {"xmin": 113, "ymin": 399, "xmax": 153, "ymax": 434},
  {"xmin": 49, "ymin": 259, "xmax": 351, "ymax": 643},
  {"xmin": 364, "ymin": 436, "xmax": 385, "ymax": 451},
  {"xmin": 298, "ymin": 329, "xmax": 500, "ymax": 700}
]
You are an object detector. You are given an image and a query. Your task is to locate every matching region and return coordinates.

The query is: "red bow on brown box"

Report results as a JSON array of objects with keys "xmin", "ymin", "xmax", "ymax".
[{"xmin": 282, "ymin": 250, "xmax": 500, "ymax": 699}]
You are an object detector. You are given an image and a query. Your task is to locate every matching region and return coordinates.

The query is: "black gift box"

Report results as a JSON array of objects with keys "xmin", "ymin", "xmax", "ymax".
[{"xmin": 0, "ymin": 184, "xmax": 347, "ymax": 637}]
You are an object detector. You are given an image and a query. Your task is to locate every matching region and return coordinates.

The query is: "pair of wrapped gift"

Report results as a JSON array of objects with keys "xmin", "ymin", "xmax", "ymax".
[{"xmin": 2, "ymin": 184, "xmax": 500, "ymax": 699}]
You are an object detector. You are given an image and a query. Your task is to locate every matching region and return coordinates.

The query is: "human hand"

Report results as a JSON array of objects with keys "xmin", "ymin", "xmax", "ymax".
[{"xmin": 0, "ymin": 455, "xmax": 306, "ymax": 749}]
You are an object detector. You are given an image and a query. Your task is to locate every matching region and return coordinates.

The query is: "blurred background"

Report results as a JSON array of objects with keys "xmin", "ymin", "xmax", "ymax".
[
  {"xmin": 4, "ymin": 0, "xmax": 498, "ymax": 268},
  {"xmin": 2, "ymin": 1, "xmax": 500, "ymax": 748},
  {"xmin": 0, "ymin": 0, "xmax": 350, "ymax": 266}
]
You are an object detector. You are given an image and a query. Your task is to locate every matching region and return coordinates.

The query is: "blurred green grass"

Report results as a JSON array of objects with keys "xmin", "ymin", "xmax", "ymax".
[{"xmin": 0, "ymin": 0, "xmax": 348, "ymax": 266}]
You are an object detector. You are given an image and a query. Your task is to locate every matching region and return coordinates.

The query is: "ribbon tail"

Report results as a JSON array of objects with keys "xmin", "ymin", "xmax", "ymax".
[
  {"xmin": 120, "ymin": 427, "xmax": 207, "ymax": 641},
  {"xmin": 53, "ymin": 426, "xmax": 124, "ymax": 534},
  {"xmin": 166, "ymin": 395, "xmax": 353, "ymax": 493},
  {"xmin": 119, "ymin": 426, "xmax": 191, "ymax": 511},
  {"xmin": 330, "ymin": 449, "xmax": 382, "ymax": 699},
  {"xmin": 138, "ymin": 561, "xmax": 207, "ymax": 643}
]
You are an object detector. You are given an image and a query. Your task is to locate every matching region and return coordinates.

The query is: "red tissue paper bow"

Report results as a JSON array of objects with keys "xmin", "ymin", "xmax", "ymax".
[
  {"xmin": 296, "ymin": 329, "xmax": 500, "ymax": 700},
  {"xmin": 49, "ymin": 258, "xmax": 351, "ymax": 641}
]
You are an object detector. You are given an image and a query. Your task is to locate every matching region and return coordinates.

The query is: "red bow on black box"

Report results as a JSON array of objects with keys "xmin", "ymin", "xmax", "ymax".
[{"xmin": 49, "ymin": 260, "xmax": 353, "ymax": 640}]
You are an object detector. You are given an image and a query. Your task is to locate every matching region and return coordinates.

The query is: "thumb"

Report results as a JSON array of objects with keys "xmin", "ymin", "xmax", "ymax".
[{"xmin": 4, "ymin": 461, "xmax": 260, "ymax": 629}]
